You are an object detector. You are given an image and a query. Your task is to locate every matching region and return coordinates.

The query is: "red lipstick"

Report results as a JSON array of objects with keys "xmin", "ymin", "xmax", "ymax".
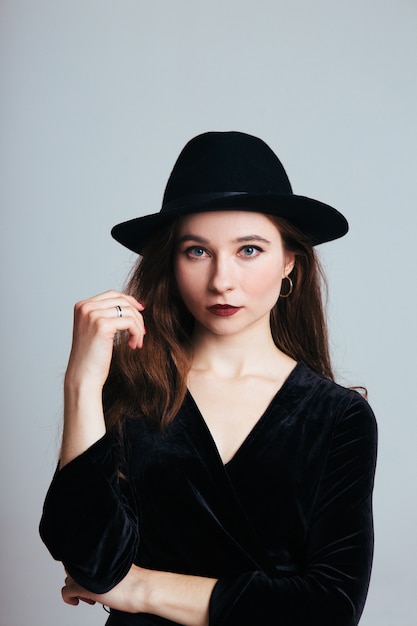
[{"xmin": 208, "ymin": 305, "xmax": 242, "ymax": 316}]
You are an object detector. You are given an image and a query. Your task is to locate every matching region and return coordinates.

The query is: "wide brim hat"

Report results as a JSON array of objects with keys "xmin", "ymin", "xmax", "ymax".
[{"xmin": 111, "ymin": 131, "xmax": 348, "ymax": 253}]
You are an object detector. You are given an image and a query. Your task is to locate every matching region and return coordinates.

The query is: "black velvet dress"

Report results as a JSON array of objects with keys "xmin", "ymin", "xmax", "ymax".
[{"xmin": 39, "ymin": 362, "xmax": 377, "ymax": 626}]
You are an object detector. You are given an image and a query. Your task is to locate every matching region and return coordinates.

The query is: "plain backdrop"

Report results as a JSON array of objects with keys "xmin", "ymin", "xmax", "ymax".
[{"xmin": 1, "ymin": 1, "xmax": 416, "ymax": 625}]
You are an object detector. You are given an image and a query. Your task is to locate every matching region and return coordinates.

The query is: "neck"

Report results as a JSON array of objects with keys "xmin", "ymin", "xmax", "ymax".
[{"xmin": 190, "ymin": 320, "xmax": 291, "ymax": 379}]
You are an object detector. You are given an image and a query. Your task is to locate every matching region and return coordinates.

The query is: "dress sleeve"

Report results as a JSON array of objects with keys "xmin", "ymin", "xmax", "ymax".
[
  {"xmin": 209, "ymin": 394, "xmax": 378, "ymax": 626},
  {"xmin": 39, "ymin": 432, "xmax": 139, "ymax": 593}
]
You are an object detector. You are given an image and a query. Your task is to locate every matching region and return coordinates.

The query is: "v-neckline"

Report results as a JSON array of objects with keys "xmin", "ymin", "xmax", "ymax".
[{"xmin": 185, "ymin": 361, "xmax": 301, "ymax": 468}]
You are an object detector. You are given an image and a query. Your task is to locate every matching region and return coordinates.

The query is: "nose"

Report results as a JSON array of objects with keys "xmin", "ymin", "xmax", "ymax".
[{"xmin": 208, "ymin": 255, "xmax": 236, "ymax": 294}]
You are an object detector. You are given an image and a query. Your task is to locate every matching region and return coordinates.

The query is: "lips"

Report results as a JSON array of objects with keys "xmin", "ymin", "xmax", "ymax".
[{"xmin": 208, "ymin": 304, "xmax": 242, "ymax": 317}]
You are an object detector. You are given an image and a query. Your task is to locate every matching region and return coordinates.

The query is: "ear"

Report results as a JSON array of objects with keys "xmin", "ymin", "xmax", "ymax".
[{"xmin": 283, "ymin": 252, "xmax": 295, "ymax": 277}]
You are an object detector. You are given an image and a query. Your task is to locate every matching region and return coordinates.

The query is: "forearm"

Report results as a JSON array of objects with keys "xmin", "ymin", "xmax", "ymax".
[
  {"xmin": 60, "ymin": 378, "xmax": 106, "ymax": 468},
  {"xmin": 59, "ymin": 290, "xmax": 145, "ymax": 468},
  {"xmin": 142, "ymin": 569, "xmax": 218, "ymax": 626},
  {"xmin": 62, "ymin": 565, "xmax": 217, "ymax": 626}
]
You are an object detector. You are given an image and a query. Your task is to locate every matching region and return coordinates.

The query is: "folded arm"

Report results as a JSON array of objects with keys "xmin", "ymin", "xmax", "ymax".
[{"xmin": 41, "ymin": 385, "xmax": 376, "ymax": 626}]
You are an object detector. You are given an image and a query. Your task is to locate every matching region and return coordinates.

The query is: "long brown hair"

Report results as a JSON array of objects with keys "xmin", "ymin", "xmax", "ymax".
[
  {"xmin": 270, "ymin": 217, "xmax": 333, "ymax": 380},
  {"xmin": 104, "ymin": 214, "xmax": 333, "ymax": 430}
]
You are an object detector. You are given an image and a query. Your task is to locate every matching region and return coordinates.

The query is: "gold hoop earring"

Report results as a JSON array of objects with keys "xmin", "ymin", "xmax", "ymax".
[{"xmin": 280, "ymin": 275, "xmax": 293, "ymax": 298}]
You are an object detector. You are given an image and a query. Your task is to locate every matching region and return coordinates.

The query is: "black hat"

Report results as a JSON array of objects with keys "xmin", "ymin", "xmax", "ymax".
[{"xmin": 111, "ymin": 131, "xmax": 348, "ymax": 253}]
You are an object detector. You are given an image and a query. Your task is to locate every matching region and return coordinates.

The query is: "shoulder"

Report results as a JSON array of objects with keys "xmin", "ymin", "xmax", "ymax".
[
  {"xmin": 289, "ymin": 362, "xmax": 377, "ymax": 432},
  {"xmin": 290, "ymin": 364, "xmax": 378, "ymax": 473}
]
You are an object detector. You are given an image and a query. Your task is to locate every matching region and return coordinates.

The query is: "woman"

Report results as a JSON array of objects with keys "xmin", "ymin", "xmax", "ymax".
[{"xmin": 40, "ymin": 131, "xmax": 377, "ymax": 626}]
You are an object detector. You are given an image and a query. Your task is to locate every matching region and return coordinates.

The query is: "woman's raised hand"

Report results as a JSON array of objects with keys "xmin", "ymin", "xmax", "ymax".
[
  {"xmin": 60, "ymin": 291, "xmax": 145, "ymax": 467},
  {"xmin": 65, "ymin": 290, "xmax": 145, "ymax": 391}
]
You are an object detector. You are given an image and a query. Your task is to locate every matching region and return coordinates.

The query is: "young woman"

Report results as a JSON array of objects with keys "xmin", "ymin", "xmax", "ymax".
[{"xmin": 40, "ymin": 131, "xmax": 377, "ymax": 626}]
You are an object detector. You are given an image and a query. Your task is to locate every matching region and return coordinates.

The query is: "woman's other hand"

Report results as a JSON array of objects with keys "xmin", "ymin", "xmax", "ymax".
[
  {"xmin": 62, "ymin": 565, "xmax": 145, "ymax": 613},
  {"xmin": 62, "ymin": 564, "xmax": 216, "ymax": 626}
]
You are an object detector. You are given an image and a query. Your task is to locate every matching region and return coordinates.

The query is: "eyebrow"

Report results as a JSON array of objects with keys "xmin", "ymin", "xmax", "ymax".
[{"xmin": 176, "ymin": 234, "xmax": 272, "ymax": 245}]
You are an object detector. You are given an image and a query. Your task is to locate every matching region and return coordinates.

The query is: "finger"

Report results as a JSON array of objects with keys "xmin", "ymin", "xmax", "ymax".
[
  {"xmin": 81, "ymin": 291, "xmax": 145, "ymax": 311},
  {"xmin": 62, "ymin": 584, "xmax": 80, "ymax": 605},
  {"xmin": 76, "ymin": 298, "xmax": 145, "ymax": 330},
  {"xmin": 62, "ymin": 578, "xmax": 96, "ymax": 606},
  {"xmin": 75, "ymin": 299, "xmax": 144, "ymax": 324},
  {"xmin": 80, "ymin": 597, "xmax": 96, "ymax": 605},
  {"xmin": 99, "ymin": 301, "xmax": 146, "ymax": 350},
  {"xmin": 86, "ymin": 306, "xmax": 146, "ymax": 347},
  {"xmin": 85, "ymin": 304, "xmax": 142, "ymax": 321},
  {"xmin": 110, "ymin": 305, "xmax": 146, "ymax": 349},
  {"xmin": 74, "ymin": 296, "xmax": 145, "ymax": 341}
]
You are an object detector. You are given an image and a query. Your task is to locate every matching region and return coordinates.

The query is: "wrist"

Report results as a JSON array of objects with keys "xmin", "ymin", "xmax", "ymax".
[
  {"xmin": 119, "ymin": 566, "xmax": 152, "ymax": 614},
  {"xmin": 138, "ymin": 568, "xmax": 158, "ymax": 614},
  {"xmin": 64, "ymin": 368, "xmax": 104, "ymax": 396},
  {"xmin": 137, "ymin": 568, "xmax": 216, "ymax": 626}
]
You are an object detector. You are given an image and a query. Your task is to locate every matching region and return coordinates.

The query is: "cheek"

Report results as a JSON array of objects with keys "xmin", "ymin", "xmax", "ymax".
[
  {"xmin": 174, "ymin": 263, "xmax": 200, "ymax": 305},
  {"xmin": 246, "ymin": 266, "xmax": 283, "ymax": 301}
]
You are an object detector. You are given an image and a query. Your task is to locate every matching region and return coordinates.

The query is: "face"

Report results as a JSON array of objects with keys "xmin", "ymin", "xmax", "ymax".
[{"xmin": 173, "ymin": 211, "xmax": 294, "ymax": 339}]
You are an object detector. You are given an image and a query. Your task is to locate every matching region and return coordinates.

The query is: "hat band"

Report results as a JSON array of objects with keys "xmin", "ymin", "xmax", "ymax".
[{"xmin": 162, "ymin": 191, "xmax": 249, "ymax": 214}]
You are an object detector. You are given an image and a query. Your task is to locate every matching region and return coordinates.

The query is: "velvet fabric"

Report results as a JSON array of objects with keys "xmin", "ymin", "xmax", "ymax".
[{"xmin": 39, "ymin": 363, "xmax": 377, "ymax": 625}]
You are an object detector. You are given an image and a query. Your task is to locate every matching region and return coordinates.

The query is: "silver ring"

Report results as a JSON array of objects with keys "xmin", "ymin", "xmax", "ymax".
[{"xmin": 115, "ymin": 305, "xmax": 123, "ymax": 318}]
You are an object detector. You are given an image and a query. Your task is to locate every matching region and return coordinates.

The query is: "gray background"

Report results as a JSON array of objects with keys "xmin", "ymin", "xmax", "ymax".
[{"xmin": 1, "ymin": 1, "xmax": 416, "ymax": 624}]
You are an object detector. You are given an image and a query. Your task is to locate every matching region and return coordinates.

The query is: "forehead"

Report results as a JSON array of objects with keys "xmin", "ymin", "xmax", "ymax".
[{"xmin": 177, "ymin": 210, "xmax": 281, "ymax": 238}]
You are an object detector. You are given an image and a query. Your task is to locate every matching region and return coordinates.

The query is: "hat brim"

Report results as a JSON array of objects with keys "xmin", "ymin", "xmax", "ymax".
[{"xmin": 111, "ymin": 192, "xmax": 348, "ymax": 254}]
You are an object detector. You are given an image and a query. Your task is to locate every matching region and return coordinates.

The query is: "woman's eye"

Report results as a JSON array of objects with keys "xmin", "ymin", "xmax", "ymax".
[
  {"xmin": 240, "ymin": 245, "xmax": 262, "ymax": 257},
  {"xmin": 186, "ymin": 246, "xmax": 207, "ymax": 258}
]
